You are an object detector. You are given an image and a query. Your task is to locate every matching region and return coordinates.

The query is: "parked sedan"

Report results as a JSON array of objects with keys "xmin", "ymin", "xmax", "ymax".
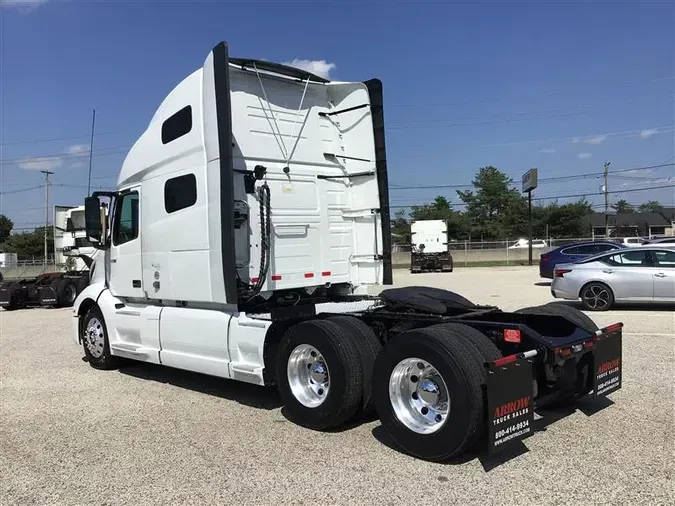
[
  {"xmin": 539, "ymin": 240, "xmax": 625, "ymax": 279},
  {"xmin": 550, "ymin": 245, "xmax": 675, "ymax": 310}
]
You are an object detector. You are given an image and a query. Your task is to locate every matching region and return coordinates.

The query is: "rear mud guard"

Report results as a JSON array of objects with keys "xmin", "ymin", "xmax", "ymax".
[
  {"xmin": 485, "ymin": 350, "xmax": 537, "ymax": 455},
  {"xmin": 591, "ymin": 325, "xmax": 623, "ymax": 397}
]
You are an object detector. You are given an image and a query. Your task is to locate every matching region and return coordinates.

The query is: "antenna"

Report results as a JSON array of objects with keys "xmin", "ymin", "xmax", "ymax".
[{"xmin": 87, "ymin": 109, "xmax": 96, "ymax": 196}]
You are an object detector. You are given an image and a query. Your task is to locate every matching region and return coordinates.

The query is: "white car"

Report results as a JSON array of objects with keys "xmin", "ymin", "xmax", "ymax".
[
  {"xmin": 508, "ymin": 238, "xmax": 548, "ymax": 249},
  {"xmin": 550, "ymin": 245, "xmax": 675, "ymax": 310}
]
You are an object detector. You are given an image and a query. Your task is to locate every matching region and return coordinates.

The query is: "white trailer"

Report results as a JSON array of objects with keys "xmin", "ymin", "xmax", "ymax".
[
  {"xmin": 73, "ymin": 41, "xmax": 624, "ymax": 462},
  {"xmin": 410, "ymin": 219, "xmax": 453, "ymax": 273}
]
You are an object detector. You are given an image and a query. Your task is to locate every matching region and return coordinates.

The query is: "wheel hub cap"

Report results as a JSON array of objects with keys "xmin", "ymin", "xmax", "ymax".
[
  {"xmin": 287, "ymin": 344, "xmax": 331, "ymax": 408},
  {"xmin": 389, "ymin": 358, "xmax": 451, "ymax": 434},
  {"xmin": 84, "ymin": 317, "xmax": 105, "ymax": 358}
]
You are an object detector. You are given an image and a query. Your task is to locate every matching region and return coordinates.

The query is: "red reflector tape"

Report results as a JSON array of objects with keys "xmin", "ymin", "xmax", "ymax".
[
  {"xmin": 321, "ymin": 271, "xmax": 331, "ymax": 277},
  {"xmin": 604, "ymin": 323, "xmax": 623, "ymax": 333},
  {"xmin": 503, "ymin": 328, "xmax": 521, "ymax": 343},
  {"xmin": 272, "ymin": 275, "xmax": 282, "ymax": 281},
  {"xmin": 304, "ymin": 273, "xmax": 314, "ymax": 278},
  {"xmin": 583, "ymin": 340, "xmax": 595, "ymax": 350},
  {"xmin": 251, "ymin": 278, "xmax": 259, "ymax": 283},
  {"xmin": 493, "ymin": 354, "xmax": 518, "ymax": 367}
]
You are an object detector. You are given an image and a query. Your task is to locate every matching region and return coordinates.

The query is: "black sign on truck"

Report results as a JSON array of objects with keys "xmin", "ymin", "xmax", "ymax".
[
  {"xmin": 593, "ymin": 331, "xmax": 622, "ymax": 398},
  {"xmin": 486, "ymin": 357, "xmax": 535, "ymax": 455}
]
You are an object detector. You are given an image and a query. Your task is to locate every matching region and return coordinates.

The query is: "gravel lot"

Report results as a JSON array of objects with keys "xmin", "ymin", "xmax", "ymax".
[{"xmin": 1, "ymin": 266, "xmax": 673, "ymax": 506}]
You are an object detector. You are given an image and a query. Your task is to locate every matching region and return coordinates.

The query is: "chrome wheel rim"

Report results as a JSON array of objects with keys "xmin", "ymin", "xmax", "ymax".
[
  {"xmin": 583, "ymin": 285, "xmax": 610, "ymax": 310},
  {"xmin": 84, "ymin": 317, "xmax": 105, "ymax": 358},
  {"xmin": 287, "ymin": 344, "xmax": 330, "ymax": 408},
  {"xmin": 389, "ymin": 358, "xmax": 450, "ymax": 434}
]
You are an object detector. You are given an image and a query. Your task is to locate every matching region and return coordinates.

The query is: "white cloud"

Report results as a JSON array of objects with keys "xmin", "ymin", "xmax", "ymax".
[
  {"xmin": 578, "ymin": 152, "xmax": 592, "ymax": 159},
  {"xmin": 539, "ymin": 148, "xmax": 556, "ymax": 154},
  {"xmin": 281, "ymin": 59, "xmax": 336, "ymax": 79},
  {"xmin": 18, "ymin": 155, "xmax": 63, "ymax": 171},
  {"xmin": 572, "ymin": 137, "xmax": 580, "ymax": 144},
  {"xmin": 19, "ymin": 143, "xmax": 89, "ymax": 171},
  {"xmin": 66, "ymin": 144, "xmax": 90, "ymax": 157},
  {"xmin": 640, "ymin": 128, "xmax": 658, "ymax": 139},
  {"xmin": 0, "ymin": 0, "xmax": 49, "ymax": 12},
  {"xmin": 585, "ymin": 135, "xmax": 607, "ymax": 145}
]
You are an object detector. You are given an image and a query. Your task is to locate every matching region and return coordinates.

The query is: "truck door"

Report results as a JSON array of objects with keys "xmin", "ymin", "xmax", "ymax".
[{"xmin": 109, "ymin": 188, "xmax": 144, "ymax": 299}]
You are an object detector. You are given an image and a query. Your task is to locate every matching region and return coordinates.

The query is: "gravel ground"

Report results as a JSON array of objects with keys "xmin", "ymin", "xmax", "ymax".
[{"xmin": 1, "ymin": 266, "xmax": 673, "ymax": 506}]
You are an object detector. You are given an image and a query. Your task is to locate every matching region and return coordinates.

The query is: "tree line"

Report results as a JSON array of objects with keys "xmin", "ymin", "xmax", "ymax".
[
  {"xmin": 0, "ymin": 166, "xmax": 666, "ymax": 258},
  {"xmin": 391, "ymin": 166, "xmax": 664, "ymax": 243}
]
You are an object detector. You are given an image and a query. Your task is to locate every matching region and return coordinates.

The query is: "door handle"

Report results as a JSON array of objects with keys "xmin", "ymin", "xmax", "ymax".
[
  {"xmin": 110, "ymin": 259, "xmax": 117, "ymax": 263},
  {"xmin": 655, "ymin": 273, "xmax": 667, "ymax": 278},
  {"xmin": 602, "ymin": 269, "xmax": 614, "ymax": 274}
]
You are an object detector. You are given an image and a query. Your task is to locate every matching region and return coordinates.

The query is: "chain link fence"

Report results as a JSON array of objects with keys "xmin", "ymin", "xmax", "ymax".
[{"xmin": 392, "ymin": 237, "xmax": 609, "ymax": 267}]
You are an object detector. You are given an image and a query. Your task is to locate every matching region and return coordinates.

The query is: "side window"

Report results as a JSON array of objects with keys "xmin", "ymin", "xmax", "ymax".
[
  {"xmin": 113, "ymin": 192, "xmax": 139, "ymax": 245},
  {"xmin": 562, "ymin": 246, "xmax": 582, "ymax": 255},
  {"xmin": 164, "ymin": 173, "xmax": 197, "ymax": 213},
  {"xmin": 161, "ymin": 106, "xmax": 192, "ymax": 144},
  {"xmin": 654, "ymin": 250, "xmax": 675, "ymax": 267},
  {"xmin": 595, "ymin": 244, "xmax": 617, "ymax": 253},
  {"xmin": 604, "ymin": 250, "xmax": 651, "ymax": 267}
]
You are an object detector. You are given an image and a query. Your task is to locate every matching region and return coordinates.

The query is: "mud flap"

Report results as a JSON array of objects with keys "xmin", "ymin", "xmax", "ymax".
[
  {"xmin": 592, "ymin": 331, "xmax": 622, "ymax": 398},
  {"xmin": 486, "ymin": 355, "xmax": 535, "ymax": 455},
  {"xmin": 38, "ymin": 286, "xmax": 58, "ymax": 306}
]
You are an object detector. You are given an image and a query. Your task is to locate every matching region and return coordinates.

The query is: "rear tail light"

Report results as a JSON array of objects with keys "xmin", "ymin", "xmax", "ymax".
[{"xmin": 554, "ymin": 268, "xmax": 571, "ymax": 277}]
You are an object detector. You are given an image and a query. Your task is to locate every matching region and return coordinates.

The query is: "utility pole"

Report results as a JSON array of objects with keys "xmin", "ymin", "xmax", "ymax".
[
  {"xmin": 604, "ymin": 161, "xmax": 610, "ymax": 237},
  {"xmin": 87, "ymin": 108, "xmax": 96, "ymax": 196},
  {"xmin": 40, "ymin": 170, "xmax": 54, "ymax": 266}
]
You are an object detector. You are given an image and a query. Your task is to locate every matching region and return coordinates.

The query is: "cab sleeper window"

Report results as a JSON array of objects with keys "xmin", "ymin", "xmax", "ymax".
[
  {"xmin": 161, "ymin": 106, "xmax": 192, "ymax": 144},
  {"xmin": 113, "ymin": 192, "xmax": 139, "ymax": 245},
  {"xmin": 164, "ymin": 173, "xmax": 197, "ymax": 213}
]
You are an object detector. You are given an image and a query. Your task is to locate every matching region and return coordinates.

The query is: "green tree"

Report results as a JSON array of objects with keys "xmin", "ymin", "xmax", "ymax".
[
  {"xmin": 638, "ymin": 201, "xmax": 662, "ymax": 213},
  {"xmin": 4, "ymin": 226, "xmax": 54, "ymax": 259},
  {"xmin": 456, "ymin": 166, "xmax": 527, "ymax": 240},
  {"xmin": 537, "ymin": 199, "xmax": 594, "ymax": 238},
  {"xmin": 410, "ymin": 195, "xmax": 469, "ymax": 240},
  {"xmin": 612, "ymin": 199, "xmax": 634, "ymax": 213},
  {"xmin": 391, "ymin": 209, "xmax": 410, "ymax": 244},
  {"xmin": 0, "ymin": 215, "xmax": 13, "ymax": 245}
]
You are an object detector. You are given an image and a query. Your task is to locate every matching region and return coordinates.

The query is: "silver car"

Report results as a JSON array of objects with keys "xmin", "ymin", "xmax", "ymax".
[{"xmin": 550, "ymin": 245, "xmax": 675, "ymax": 310}]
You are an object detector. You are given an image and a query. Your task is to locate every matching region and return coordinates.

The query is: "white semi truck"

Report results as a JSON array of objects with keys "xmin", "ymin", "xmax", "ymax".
[
  {"xmin": 410, "ymin": 219, "xmax": 454, "ymax": 273},
  {"xmin": 54, "ymin": 205, "xmax": 97, "ymax": 271},
  {"xmin": 74, "ymin": 41, "xmax": 624, "ymax": 462}
]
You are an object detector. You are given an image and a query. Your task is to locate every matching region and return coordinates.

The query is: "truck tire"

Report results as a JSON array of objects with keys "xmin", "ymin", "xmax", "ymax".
[
  {"xmin": 435, "ymin": 323, "xmax": 501, "ymax": 363},
  {"xmin": 372, "ymin": 325, "xmax": 484, "ymax": 461},
  {"xmin": 276, "ymin": 319, "xmax": 364, "ymax": 430},
  {"xmin": 542, "ymin": 302, "xmax": 599, "ymax": 332},
  {"xmin": 516, "ymin": 303, "xmax": 599, "ymax": 332},
  {"xmin": 57, "ymin": 278, "xmax": 78, "ymax": 307},
  {"xmin": 81, "ymin": 305, "xmax": 119, "ymax": 370},
  {"xmin": 326, "ymin": 315, "xmax": 382, "ymax": 419}
]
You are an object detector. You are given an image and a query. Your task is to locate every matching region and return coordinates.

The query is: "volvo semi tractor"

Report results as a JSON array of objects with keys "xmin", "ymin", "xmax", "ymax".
[
  {"xmin": 0, "ymin": 206, "xmax": 96, "ymax": 310},
  {"xmin": 410, "ymin": 219, "xmax": 454, "ymax": 273},
  {"xmin": 73, "ymin": 41, "xmax": 623, "ymax": 462}
]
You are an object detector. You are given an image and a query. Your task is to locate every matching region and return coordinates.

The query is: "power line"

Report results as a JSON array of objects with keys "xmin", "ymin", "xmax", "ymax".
[
  {"xmin": 389, "ymin": 184, "xmax": 675, "ymax": 209},
  {"xmin": 389, "ymin": 163, "xmax": 675, "ymax": 190},
  {"xmin": 0, "ymin": 131, "xmax": 123, "ymax": 147}
]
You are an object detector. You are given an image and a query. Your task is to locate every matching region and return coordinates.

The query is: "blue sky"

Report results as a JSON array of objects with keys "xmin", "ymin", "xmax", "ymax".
[{"xmin": 1, "ymin": 0, "xmax": 674, "ymax": 233}]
